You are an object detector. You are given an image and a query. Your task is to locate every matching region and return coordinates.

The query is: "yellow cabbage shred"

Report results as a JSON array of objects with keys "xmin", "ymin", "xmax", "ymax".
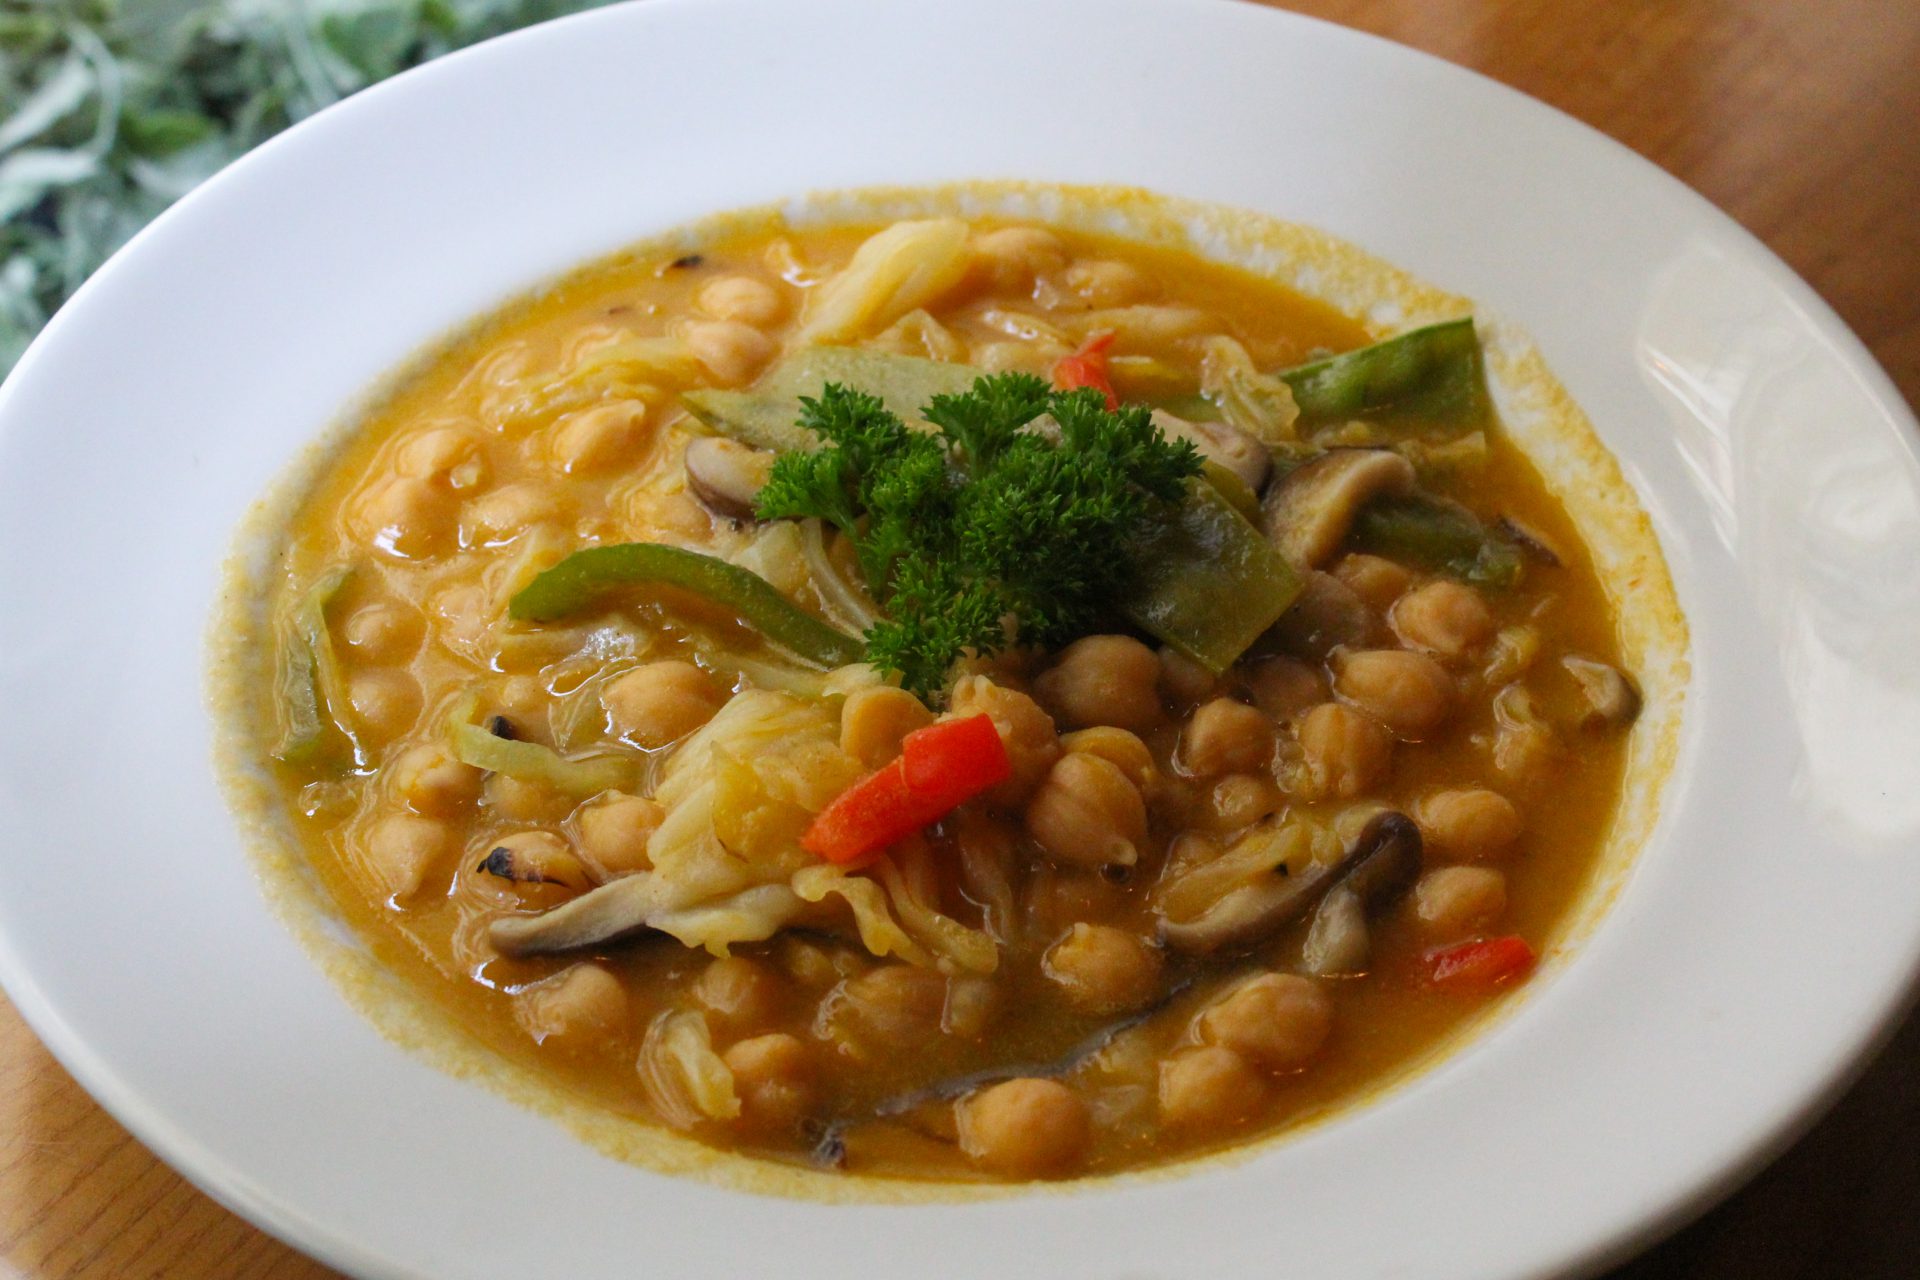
[
  {"xmin": 797, "ymin": 219, "xmax": 971, "ymax": 343},
  {"xmin": 1200, "ymin": 335, "xmax": 1302, "ymax": 445},
  {"xmin": 1154, "ymin": 818, "xmax": 1341, "ymax": 926},
  {"xmin": 635, "ymin": 685, "xmax": 997, "ymax": 971},
  {"xmin": 637, "ymin": 1010, "xmax": 739, "ymax": 1127}
]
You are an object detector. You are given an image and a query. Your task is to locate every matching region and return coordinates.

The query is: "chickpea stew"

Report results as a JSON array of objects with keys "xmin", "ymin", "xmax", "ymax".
[{"xmin": 250, "ymin": 204, "xmax": 1656, "ymax": 1184}]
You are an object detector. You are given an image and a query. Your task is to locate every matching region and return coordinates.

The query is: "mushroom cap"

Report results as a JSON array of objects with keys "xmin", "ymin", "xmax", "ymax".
[
  {"xmin": 1262, "ymin": 448, "xmax": 1416, "ymax": 569},
  {"xmin": 684, "ymin": 435, "xmax": 775, "ymax": 520},
  {"xmin": 1158, "ymin": 810, "xmax": 1423, "ymax": 956}
]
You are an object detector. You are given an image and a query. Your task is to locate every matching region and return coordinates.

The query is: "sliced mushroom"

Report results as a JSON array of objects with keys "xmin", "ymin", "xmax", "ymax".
[
  {"xmin": 1494, "ymin": 515, "xmax": 1564, "ymax": 567},
  {"xmin": 1159, "ymin": 810, "xmax": 1423, "ymax": 957},
  {"xmin": 1152, "ymin": 409, "xmax": 1270, "ymax": 492},
  {"xmin": 1334, "ymin": 810, "xmax": 1424, "ymax": 907},
  {"xmin": 684, "ymin": 436, "xmax": 776, "ymax": 520},
  {"xmin": 1562, "ymin": 655, "xmax": 1641, "ymax": 729},
  {"xmin": 1302, "ymin": 887, "xmax": 1368, "ymax": 976},
  {"xmin": 808, "ymin": 976, "xmax": 1192, "ymax": 1166},
  {"xmin": 1263, "ymin": 570, "xmax": 1375, "ymax": 661},
  {"xmin": 1301, "ymin": 810, "xmax": 1424, "ymax": 975},
  {"xmin": 490, "ymin": 872, "xmax": 665, "ymax": 955},
  {"xmin": 1262, "ymin": 448, "xmax": 1416, "ymax": 569}
]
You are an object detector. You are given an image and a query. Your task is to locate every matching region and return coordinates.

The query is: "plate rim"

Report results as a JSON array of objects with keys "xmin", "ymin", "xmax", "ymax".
[{"xmin": 0, "ymin": 2, "xmax": 1916, "ymax": 1278}]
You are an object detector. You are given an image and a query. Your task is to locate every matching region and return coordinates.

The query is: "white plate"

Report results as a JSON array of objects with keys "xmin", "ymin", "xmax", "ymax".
[{"xmin": 2, "ymin": 1, "xmax": 1918, "ymax": 1277}]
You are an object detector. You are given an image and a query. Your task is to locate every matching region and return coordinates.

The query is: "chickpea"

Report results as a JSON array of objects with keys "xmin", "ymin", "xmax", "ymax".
[
  {"xmin": 944, "ymin": 976, "xmax": 1003, "ymax": 1039},
  {"xmin": 1023, "ymin": 867, "xmax": 1127, "ymax": 940},
  {"xmin": 697, "ymin": 275, "xmax": 788, "ymax": 327},
  {"xmin": 693, "ymin": 956, "xmax": 787, "ymax": 1037},
  {"xmin": 360, "ymin": 813, "xmax": 451, "ymax": 900},
  {"xmin": 464, "ymin": 482, "xmax": 566, "ymax": 545},
  {"xmin": 628, "ymin": 487, "xmax": 715, "ymax": 542},
  {"xmin": 971, "ymin": 226, "xmax": 1068, "ymax": 290},
  {"xmin": 1044, "ymin": 924, "xmax": 1164, "ymax": 1013},
  {"xmin": 1059, "ymin": 726, "xmax": 1156, "ymax": 794},
  {"xmin": 346, "ymin": 667, "xmax": 422, "ymax": 743},
  {"xmin": 1331, "ymin": 553, "xmax": 1414, "ymax": 612},
  {"xmin": 394, "ymin": 426, "xmax": 485, "ymax": 488},
  {"xmin": 1195, "ymin": 973, "xmax": 1334, "ymax": 1073},
  {"xmin": 948, "ymin": 675, "xmax": 1059, "ymax": 807},
  {"xmin": 1203, "ymin": 772, "xmax": 1283, "ymax": 832},
  {"xmin": 1391, "ymin": 580, "xmax": 1495, "ymax": 661},
  {"xmin": 575, "ymin": 792, "xmax": 663, "ymax": 878},
  {"xmin": 391, "ymin": 743, "xmax": 482, "ymax": 817},
  {"xmin": 1413, "ymin": 866, "xmax": 1508, "ymax": 940},
  {"xmin": 1416, "ymin": 789, "xmax": 1522, "ymax": 862},
  {"xmin": 959, "ymin": 1078, "xmax": 1091, "ymax": 1177},
  {"xmin": 1181, "ymin": 697, "xmax": 1273, "ymax": 778},
  {"xmin": 476, "ymin": 830, "xmax": 591, "ymax": 895},
  {"xmin": 1158, "ymin": 645, "xmax": 1216, "ymax": 705},
  {"xmin": 1158, "ymin": 1046, "xmax": 1265, "ymax": 1130},
  {"xmin": 518, "ymin": 963, "xmax": 628, "ymax": 1048},
  {"xmin": 341, "ymin": 602, "xmax": 422, "ymax": 663},
  {"xmin": 550, "ymin": 401, "xmax": 647, "ymax": 474},
  {"xmin": 1064, "ymin": 258, "xmax": 1155, "ymax": 307},
  {"xmin": 686, "ymin": 319, "xmax": 774, "ymax": 385},
  {"xmin": 775, "ymin": 935, "xmax": 866, "ymax": 990},
  {"xmin": 819, "ymin": 965, "xmax": 948, "ymax": 1059},
  {"xmin": 484, "ymin": 772, "xmax": 571, "ymax": 824},
  {"xmin": 1244, "ymin": 656, "xmax": 1326, "ymax": 722},
  {"xmin": 1025, "ymin": 752, "xmax": 1147, "ymax": 868},
  {"xmin": 839, "ymin": 685, "xmax": 935, "ymax": 768},
  {"xmin": 1032, "ymin": 635, "xmax": 1162, "ymax": 732},
  {"xmin": 603, "ymin": 661, "xmax": 723, "ymax": 748},
  {"xmin": 355, "ymin": 475, "xmax": 455, "ymax": 558},
  {"xmin": 1333, "ymin": 649, "xmax": 1454, "ymax": 739},
  {"xmin": 1294, "ymin": 702, "xmax": 1393, "ymax": 800},
  {"xmin": 723, "ymin": 1032, "xmax": 814, "ymax": 1131},
  {"xmin": 497, "ymin": 675, "xmax": 548, "ymax": 721}
]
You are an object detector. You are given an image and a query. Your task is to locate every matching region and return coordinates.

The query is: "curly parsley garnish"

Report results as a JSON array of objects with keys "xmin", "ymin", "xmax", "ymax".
[{"xmin": 754, "ymin": 373, "xmax": 1202, "ymax": 697}]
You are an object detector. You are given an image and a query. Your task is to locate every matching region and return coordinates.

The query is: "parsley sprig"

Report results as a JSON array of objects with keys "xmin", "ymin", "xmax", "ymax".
[{"xmin": 754, "ymin": 373, "xmax": 1202, "ymax": 697}]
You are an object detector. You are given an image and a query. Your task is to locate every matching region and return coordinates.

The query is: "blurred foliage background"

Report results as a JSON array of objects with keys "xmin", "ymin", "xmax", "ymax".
[{"xmin": 0, "ymin": 0, "xmax": 613, "ymax": 372}]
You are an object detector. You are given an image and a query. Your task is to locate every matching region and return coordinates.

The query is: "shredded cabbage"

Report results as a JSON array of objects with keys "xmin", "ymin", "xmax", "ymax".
[
  {"xmin": 637, "ymin": 1010, "xmax": 739, "ymax": 1127},
  {"xmin": 1200, "ymin": 335, "xmax": 1301, "ymax": 445},
  {"xmin": 869, "ymin": 308, "xmax": 967, "ymax": 362},
  {"xmin": 797, "ymin": 219, "xmax": 971, "ymax": 343},
  {"xmin": 602, "ymin": 685, "xmax": 1000, "ymax": 971},
  {"xmin": 1154, "ymin": 819, "xmax": 1340, "ymax": 926},
  {"xmin": 799, "ymin": 518, "xmax": 881, "ymax": 632},
  {"xmin": 445, "ymin": 695, "xmax": 644, "ymax": 800},
  {"xmin": 793, "ymin": 852, "xmax": 998, "ymax": 975},
  {"xmin": 647, "ymin": 884, "xmax": 806, "ymax": 956}
]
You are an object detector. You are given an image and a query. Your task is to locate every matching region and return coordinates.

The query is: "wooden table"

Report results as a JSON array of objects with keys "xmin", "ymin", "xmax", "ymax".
[{"xmin": 4, "ymin": 1, "xmax": 1916, "ymax": 1275}]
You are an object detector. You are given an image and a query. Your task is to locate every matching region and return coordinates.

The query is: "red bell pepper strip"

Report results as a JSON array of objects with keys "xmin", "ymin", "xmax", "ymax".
[
  {"xmin": 1053, "ymin": 331, "xmax": 1119, "ymax": 409},
  {"xmin": 801, "ymin": 714, "xmax": 1012, "ymax": 865},
  {"xmin": 1424, "ymin": 935, "xmax": 1537, "ymax": 989}
]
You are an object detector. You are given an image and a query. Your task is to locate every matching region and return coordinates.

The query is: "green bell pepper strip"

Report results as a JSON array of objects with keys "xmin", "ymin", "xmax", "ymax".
[
  {"xmin": 1350, "ymin": 494, "xmax": 1523, "ymax": 588},
  {"xmin": 683, "ymin": 347, "xmax": 984, "ymax": 452},
  {"xmin": 1198, "ymin": 457, "xmax": 1262, "ymax": 524},
  {"xmin": 1279, "ymin": 318, "xmax": 1490, "ymax": 427},
  {"xmin": 509, "ymin": 542, "xmax": 864, "ymax": 668},
  {"xmin": 273, "ymin": 564, "xmax": 364, "ymax": 769},
  {"xmin": 446, "ymin": 696, "xmax": 643, "ymax": 800},
  {"xmin": 1123, "ymin": 480, "xmax": 1304, "ymax": 674}
]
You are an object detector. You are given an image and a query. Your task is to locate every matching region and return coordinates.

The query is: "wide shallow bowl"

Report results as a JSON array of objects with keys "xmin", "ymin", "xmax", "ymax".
[{"xmin": 2, "ymin": 1, "xmax": 1918, "ymax": 1277}]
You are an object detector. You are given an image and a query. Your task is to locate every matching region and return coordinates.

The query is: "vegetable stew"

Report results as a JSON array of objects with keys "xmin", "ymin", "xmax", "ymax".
[{"xmin": 258, "ymin": 214, "xmax": 1640, "ymax": 1181}]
